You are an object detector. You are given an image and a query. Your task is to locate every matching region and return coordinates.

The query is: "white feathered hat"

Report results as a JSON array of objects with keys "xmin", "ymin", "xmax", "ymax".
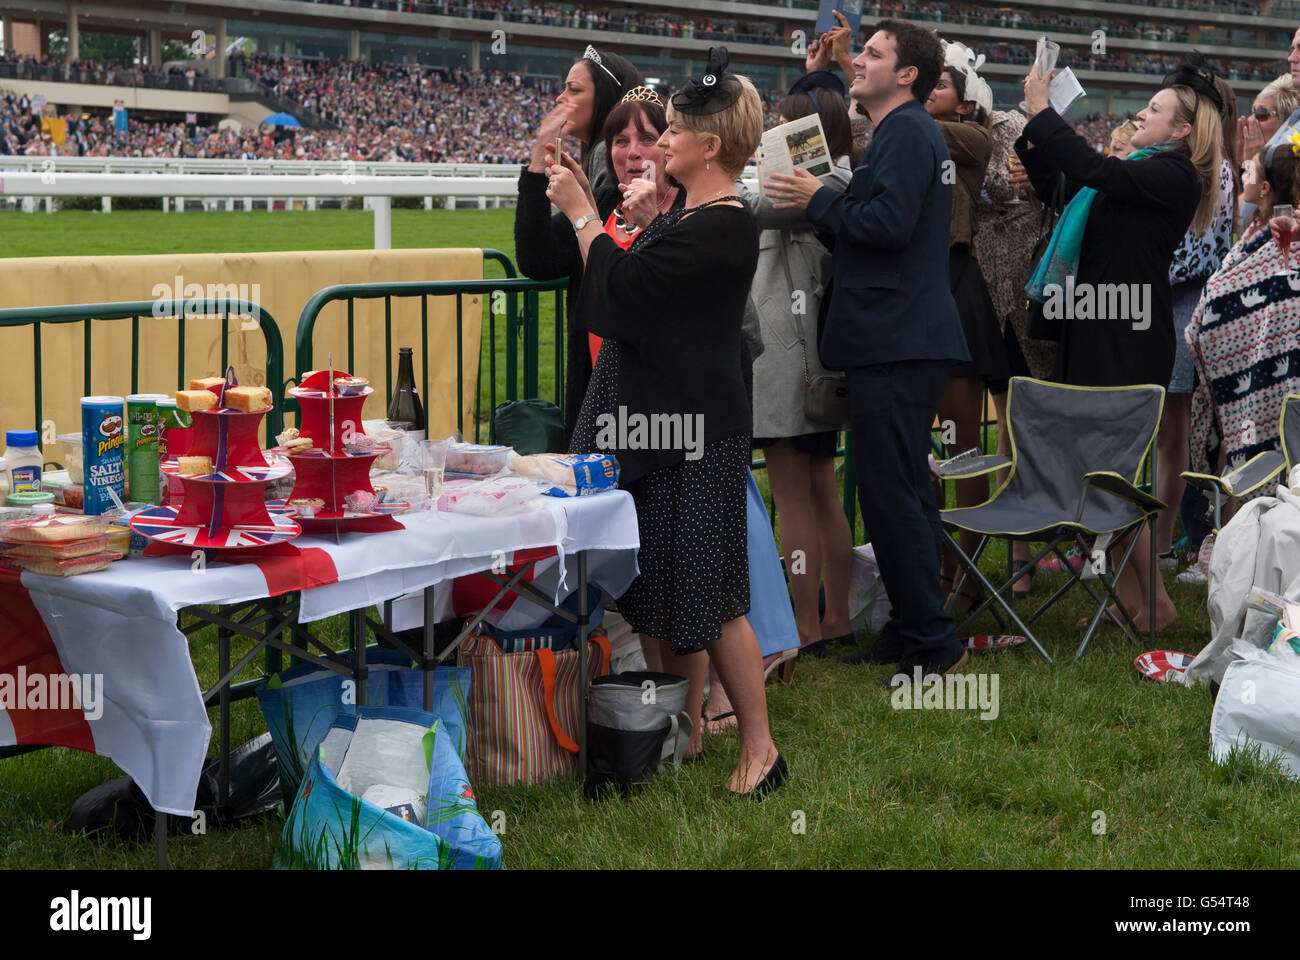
[{"xmin": 941, "ymin": 40, "xmax": 992, "ymax": 117}]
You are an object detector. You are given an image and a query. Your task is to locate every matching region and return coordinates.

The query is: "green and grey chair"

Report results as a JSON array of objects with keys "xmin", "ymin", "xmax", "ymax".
[
  {"xmin": 934, "ymin": 377, "xmax": 1167, "ymax": 662},
  {"xmin": 1180, "ymin": 393, "xmax": 1300, "ymax": 533}
]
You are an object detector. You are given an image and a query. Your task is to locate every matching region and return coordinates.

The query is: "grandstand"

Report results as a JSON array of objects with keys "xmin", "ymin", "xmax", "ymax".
[{"xmin": 0, "ymin": 0, "xmax": 1297, "ymax": 167}]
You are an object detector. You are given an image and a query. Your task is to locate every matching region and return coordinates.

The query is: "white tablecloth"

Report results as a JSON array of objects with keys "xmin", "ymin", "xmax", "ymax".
[{"xmin": 2, "ymin": 492, "xmax": 639, "ymax": 815}]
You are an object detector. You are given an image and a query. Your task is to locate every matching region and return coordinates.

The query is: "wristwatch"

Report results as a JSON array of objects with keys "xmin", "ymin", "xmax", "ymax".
[{"xmin": 572, "ymin": 214, "xmax": 599, "ymax": 231}]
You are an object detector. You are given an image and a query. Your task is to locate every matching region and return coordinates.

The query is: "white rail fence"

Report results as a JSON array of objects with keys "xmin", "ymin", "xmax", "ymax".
[{"xmin": 0, "ymin": 159, "xmax": 762, "ymax": 249}]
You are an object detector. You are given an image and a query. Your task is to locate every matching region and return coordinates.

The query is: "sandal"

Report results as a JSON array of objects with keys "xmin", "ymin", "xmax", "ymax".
[
  {"xmin": 704, "ymin": 710, "xmax": 737, "ymax": 735},
  {"xmin": 763, "ymin": 648, "xmax": 798, "ymax": 685}
]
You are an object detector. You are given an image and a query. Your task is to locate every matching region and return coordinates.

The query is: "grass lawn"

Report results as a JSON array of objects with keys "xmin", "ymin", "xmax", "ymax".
[{"xmin": 1, "ymin": 208, "xmax": 1291, "ymax": 870}]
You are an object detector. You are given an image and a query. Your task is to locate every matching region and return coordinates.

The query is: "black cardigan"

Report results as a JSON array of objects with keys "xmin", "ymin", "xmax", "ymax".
[
  {"xmin": 1016, "ymin": 108, "xmax": 1200, "ymax": 387},
  {"xmin": 514, "ymin": 169, "xmax": 622, "ymax": 441},
  {"xmin": 573, "ymin": 204, "xmax": 759, "ymax": 485}
]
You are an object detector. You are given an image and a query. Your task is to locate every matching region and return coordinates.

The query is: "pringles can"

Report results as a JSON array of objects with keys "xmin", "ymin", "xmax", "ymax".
[
  {"xmin": 126, "ymin": 394, "xmax": 168, "ymax": 504},
  {"xmin": 155, "ymin": 397, "xmax": 193, "ymax": 507},
  {"xmin": 81, "ymin": 396, "xmax": 126, "ymax": 515}
]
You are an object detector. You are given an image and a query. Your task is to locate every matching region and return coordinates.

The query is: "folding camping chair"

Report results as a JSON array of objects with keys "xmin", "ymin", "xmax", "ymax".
[
  {"xmin": 934, "ymin": 377, "xmax": 1167, "ymax": 661},
  {"xmin": 1180, "ymin": 393, "xmax": 1300, "ymax": 532}
]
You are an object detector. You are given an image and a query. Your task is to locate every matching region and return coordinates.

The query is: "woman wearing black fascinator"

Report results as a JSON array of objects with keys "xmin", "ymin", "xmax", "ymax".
[
  {"xmin": 545, "ymin": 47, "xmax": 788, "ymax": 799},
  {"xmin": 1017, "ymin": 53, "xmax": 1223, "ymax": 636}
]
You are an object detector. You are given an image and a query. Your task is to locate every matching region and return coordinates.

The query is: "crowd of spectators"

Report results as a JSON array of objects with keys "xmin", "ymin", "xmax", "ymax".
[{"xmin": 3, "ymin": 58, "xmax": 1140, "ymax": 162}]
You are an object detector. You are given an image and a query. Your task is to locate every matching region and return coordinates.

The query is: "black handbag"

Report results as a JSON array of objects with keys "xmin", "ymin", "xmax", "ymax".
[{"xmin": 1026, "ymin": 171, "xmax": 1067, "ymax": 343}]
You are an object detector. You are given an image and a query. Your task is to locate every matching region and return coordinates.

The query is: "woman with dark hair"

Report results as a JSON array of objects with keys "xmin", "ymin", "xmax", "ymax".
[
  {"xmin": 927, "ymin": 41, "xmax": 1005, "ymax": 611},
  {"xmin": 1018, "ymin": 58, "xmax": 1224, "ymax": 634},
  {"xmin": 546, "ymin": 48, "xmax": 784, "ymax": 798},
  {"xmin": 513, "ymin": 46, "xmax": 642, "ymax": 442}
]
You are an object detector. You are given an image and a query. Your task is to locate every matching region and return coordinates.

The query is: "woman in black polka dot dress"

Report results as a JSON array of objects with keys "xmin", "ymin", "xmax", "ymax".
[{"xmin": 545, "ymin": 47, "xmax": 786, "ymax": 798}]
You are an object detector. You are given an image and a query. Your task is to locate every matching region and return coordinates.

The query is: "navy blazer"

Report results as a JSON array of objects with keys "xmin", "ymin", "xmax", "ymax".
[{"xmin": 806, "ymin": 99, "xmax": 970, "ymax": 369}]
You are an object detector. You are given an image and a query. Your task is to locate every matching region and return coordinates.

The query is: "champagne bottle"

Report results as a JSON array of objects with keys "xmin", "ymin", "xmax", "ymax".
[{"xmin": 387, "ymin": 346, "xmax": 426, "ymax": 433}]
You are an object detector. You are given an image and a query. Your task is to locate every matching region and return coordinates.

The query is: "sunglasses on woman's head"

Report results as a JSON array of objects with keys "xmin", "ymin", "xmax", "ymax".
[{"xmin": 1254, "ymin": 107, "xmax": 1279, "ymax": 120}]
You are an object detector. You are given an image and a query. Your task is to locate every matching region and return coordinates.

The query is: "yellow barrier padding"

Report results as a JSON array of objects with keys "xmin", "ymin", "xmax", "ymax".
[{"xmin": 0, "ymin": 248, "xmax": 484, "ymax": 449}]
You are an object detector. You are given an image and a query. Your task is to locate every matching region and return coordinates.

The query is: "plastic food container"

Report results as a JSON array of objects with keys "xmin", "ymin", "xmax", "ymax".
[
  {"xmin": 445, "ymin": 442, "xmax": 512, "ymax": 477},
  {"xmin": 2, "ymin": 551, "xmax": 118, "ymax": 577},
  {"xmin": 0, "ymin": 513, "xmax": 113, "ymax": 542},
  {"xmin": 58, "ymin": 432, "xmax": 84, "ymax": 485},
  {"xmin": 7, "ymin": 490, "xmax": 55, "ymax": 508}
]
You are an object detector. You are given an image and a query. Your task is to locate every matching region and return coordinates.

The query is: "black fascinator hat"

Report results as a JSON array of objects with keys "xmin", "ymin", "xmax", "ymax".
[
  {"xmin": 671, "ymin": 47, "xmax": 743, "ymax": 116},
  {"xmin": 1163, "ymin": 51, "xmax": 1226, "ymax": 117}
]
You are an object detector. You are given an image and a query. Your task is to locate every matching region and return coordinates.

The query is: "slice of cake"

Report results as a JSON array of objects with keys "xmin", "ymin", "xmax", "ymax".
[
  {"xmin": 178, "ymin": 456, "xmax": 213, "ymax": 476},
  {"xmin": 224, "ymin": 386, "xmax": 271, "ymax": 412},
  {"xmin": 189, "ymin": 376, "xmax": 226, "ymax": 391},
  {"xmin": 176, "ymin": 389, "xmax": 219, "ymax": 412}
]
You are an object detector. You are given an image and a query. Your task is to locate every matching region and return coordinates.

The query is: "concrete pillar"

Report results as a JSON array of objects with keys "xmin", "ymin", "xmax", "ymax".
[
  {"xmin": 149, "ymin": 29, "xmax": 161, "ymax": 67},
  {"xmin": 38, "ymin": 19, "xmax": 48, "ymax": 58},
  {"xmin": 349, "ymin": 28, "xmax": 359, "ymax": 60},
  {"xmin": 226, "ymin": 197, "xmax": 234, "ymax": 211},
  {"xmin": 470, "ymin": 40, "xmax": 480, "ymax": 71},
  {"xmin": 477, "ymin": 196, "xmax": 487, "ymax": 210},
  {"xmin": 66, "ymin": 2, "xmax": 79, "ymax": 62},
  {"xmin": 162, "ymin": 196, "xmax": 169, "ymax": 212},
  {"xmin": 423, "ymin": 196, "xmax": 432, "ymax": 210},
  {"xmin": 2, "ymin": 16, "xmax": 12, "ymax": 55},
  {"xmin": 101, "ymin": 196, "xmax": 110, "ymax": 212},
  {"xmin": 44, "ymin": 197, "xmax": 53, "ymax": 213},
  {"xmin": 215, "ymin": 17, "xmax": 227, "ymax": 78},
  {"xmin": 445, "ymin": 196, "xmax": 455, "ymax": 210},
  {"xmin": 243, "ymin": 196, "xmax": 252, "ymax": 211},
  {"xmin": 307, "ymin": 197, "xmax": 317, "ymax": 210},
  {"xmin": 175, "ymin": 196, "xmax": 183, "ymax": 212}
]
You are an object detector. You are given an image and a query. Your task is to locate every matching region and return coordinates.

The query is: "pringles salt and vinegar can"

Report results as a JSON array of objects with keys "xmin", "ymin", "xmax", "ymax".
[
  {"xmin": 81, "ymin": 396, "xmax": 126, "ymax": 515},
  {"xmin": 126, "ymin": 394, "xmax": 168, "ymax": 505}
]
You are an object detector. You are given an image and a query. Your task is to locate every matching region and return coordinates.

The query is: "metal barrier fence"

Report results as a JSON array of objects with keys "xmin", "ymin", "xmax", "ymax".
[{"xmin": 0, "ymin": 296, "xmax": 286, "ymax": 445}]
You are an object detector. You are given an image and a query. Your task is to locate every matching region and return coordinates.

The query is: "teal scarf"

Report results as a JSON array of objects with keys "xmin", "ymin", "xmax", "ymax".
[{"xmin": 1025, "ymin": 145, "xmax": 1164, "ymax": 302}]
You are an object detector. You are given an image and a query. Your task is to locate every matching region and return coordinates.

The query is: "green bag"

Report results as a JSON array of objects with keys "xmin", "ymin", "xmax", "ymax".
[{"xmin": 493, "ymin": 398, "xmax": 565, "ymax": 454}]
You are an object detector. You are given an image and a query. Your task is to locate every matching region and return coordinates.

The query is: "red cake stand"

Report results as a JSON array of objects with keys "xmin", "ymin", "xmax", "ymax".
[
  {"xmin": 283, "ymin": 369, "xmax": 403, "ymax": 533},
  {"xmin": 133, "ymin": 373, "xmax": 302, "ymax": 555}
]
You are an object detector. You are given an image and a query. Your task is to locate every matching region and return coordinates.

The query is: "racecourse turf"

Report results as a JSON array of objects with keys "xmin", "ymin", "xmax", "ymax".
[{"xmin": 0, "ymin": 207, "xmax": 1290, "ymax": 869}]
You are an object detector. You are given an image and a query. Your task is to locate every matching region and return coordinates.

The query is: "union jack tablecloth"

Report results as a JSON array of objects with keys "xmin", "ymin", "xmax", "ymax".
[{"xmin": 0, "ymin": 492, "xmax": 638, "ymax": 815}]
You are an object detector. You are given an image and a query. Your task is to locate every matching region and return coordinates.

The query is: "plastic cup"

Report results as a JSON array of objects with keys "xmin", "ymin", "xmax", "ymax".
[{"xmin": 420, "ymin": 438, "xmax": 449, "ymax": 498}]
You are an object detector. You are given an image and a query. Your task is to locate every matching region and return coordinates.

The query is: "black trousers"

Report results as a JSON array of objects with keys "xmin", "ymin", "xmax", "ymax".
[{"xmin": 848, "ymin": 359, "xmax": 956, "ymax": 657}]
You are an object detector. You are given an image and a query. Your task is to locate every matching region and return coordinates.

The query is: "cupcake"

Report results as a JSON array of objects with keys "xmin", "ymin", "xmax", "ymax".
[
  {"xmin": 344, "ymin": 434, "xmax": 375, "ymax": 456},
  {"xmin": 333, "ymin": 376, "xmax": 369, "ymax": 397},
  {"xmin": 289, "ymin": 497, "xmax": 325, "ymax": 518},
  {"xmin": 344, "ymin": 490, "xmax": 377, "ymax": 513}
]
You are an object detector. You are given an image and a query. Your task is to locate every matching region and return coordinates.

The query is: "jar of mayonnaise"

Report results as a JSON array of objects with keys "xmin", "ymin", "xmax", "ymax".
[{"xmin": 4, "ymin": 430, "xmax": 42, "ymax": 494}]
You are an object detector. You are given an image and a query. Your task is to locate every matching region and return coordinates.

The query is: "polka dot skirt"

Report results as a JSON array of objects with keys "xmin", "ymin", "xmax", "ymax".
[{"xmin": 617, "ymin": 433, "xmax": 751, "ymax": 655}]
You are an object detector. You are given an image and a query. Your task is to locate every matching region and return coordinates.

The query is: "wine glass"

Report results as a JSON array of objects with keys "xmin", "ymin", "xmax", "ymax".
[
  {"xmin": 1270, "ymin": 203, "xmax": 1295, "ymax": 275},
  {"xmin": 1020, "ymin": 38, "xmax": 1061, "ymax": 113}
]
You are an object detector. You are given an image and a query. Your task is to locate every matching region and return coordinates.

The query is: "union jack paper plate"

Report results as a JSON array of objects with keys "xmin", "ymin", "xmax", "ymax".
[
  {"xmin": 965, "ymin": 635, "xmax": 1028, "ymax": 651},
  {"xmin": 129, "ymin": 506, "xmax": 301, "ymax": 550},
  {"xmin": 160, "ymin": 457, "xmax": 292, "ymax": 484},
  {"xmin": 1134, "ymin": 650, "xmax": 1196, "ymax": 682}
]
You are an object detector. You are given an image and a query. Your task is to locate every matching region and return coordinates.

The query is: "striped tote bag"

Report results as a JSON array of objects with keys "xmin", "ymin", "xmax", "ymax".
[{"xmin": 458, "ymin": 633, "xmax": 611, "ymax": 787}]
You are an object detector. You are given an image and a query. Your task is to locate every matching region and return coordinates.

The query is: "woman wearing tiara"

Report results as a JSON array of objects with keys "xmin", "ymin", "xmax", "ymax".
[{"xmin": 546, "ymin": 48, "xmax": 786, "ymax": 799}]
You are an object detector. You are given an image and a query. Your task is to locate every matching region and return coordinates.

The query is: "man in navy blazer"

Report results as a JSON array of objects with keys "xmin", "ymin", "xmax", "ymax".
[{"xmin": 767, "ymin": 19, "xmax": 971, "ymax": 680}]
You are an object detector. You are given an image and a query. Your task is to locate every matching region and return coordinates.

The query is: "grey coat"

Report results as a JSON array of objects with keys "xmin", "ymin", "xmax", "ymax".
[{"xmin": 739, "ymin": 156, "xmax": 853, "ymax": 439}]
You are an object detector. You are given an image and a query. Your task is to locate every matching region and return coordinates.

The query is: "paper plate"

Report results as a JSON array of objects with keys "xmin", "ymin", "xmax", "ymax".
[
  {"xmin": 965, "ymin": 635, "xmax": 1027, "ymax": 651},
  {"xmin": 1134, "ymin": 650, "xmax": 1196, "ymax": 682},
  {"xmin": 130, "ymin": 505, "xmax": 300, "ymax": 549}
]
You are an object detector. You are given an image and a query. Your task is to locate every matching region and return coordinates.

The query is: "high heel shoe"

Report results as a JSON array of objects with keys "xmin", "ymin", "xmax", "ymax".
[
  {"xmin": 762, "ymin": 648, "xmax": 798, "ymax": 684},
  {"xmin": 729, "ymin": 752, "xmax": 787, "ymax": 801}
]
